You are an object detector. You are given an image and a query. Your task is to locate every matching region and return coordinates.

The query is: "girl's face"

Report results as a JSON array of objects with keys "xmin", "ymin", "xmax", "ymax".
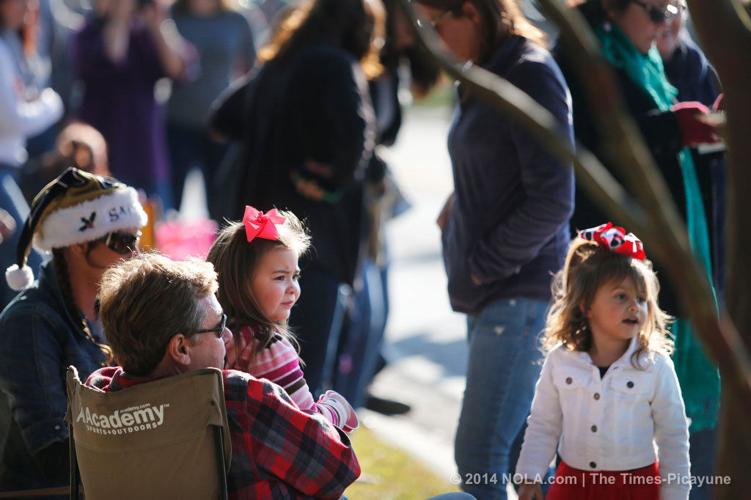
[
  {"xmin": 608, "ymin": 0, "xmax": 673, "ymax": 54},
  {"xmin": 250, "ymin": 247, "xmax": 301, "ymax": 323},
  {"xmin": 0, "ymin": 0, "xmax": 29, "ymax": 31},
  {"xmin": 414, "ymin": 1, "xmax": 484, "ymax": 63},
  {"xmin": 585, "ymin": 276, "xmax": 648, "ymax": 348}
]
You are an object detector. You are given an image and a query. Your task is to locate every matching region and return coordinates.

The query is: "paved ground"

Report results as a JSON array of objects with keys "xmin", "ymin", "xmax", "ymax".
[
  {"xmin": 360, "ymin": 104, "xmax": 466, "ymax": 484},
  {"xmin": 363, "ymin": 104, "xmax": 523, "ymax": 499}
]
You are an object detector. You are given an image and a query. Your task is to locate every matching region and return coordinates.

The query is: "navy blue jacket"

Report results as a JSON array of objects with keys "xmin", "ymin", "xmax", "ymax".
[
  {"xmin": 441, "ymin": 36, "xmax": 575, "ymax": 314},
  {"xmin": 0, "ymin": 261, "xmax": 106, "ymax": 492}
]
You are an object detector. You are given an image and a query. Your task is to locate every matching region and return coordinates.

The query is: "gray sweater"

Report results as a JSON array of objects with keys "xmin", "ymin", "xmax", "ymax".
[{"xmin": 167, "ymin": 9, "xmax": 255, "ymax": 128}]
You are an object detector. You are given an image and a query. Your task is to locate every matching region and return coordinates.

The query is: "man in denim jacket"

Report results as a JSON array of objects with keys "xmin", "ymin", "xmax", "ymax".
[{"xmin": 0, "ymin": 168, "xmax": 146, "ymax": 493}]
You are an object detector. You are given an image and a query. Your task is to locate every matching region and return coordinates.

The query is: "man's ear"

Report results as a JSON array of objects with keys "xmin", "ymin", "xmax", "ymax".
[{"xmin": 166, "ymin": 334, "xmax": 192, "ymax": 367}]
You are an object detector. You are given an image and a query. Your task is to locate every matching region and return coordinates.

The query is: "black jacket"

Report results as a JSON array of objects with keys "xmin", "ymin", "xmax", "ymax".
[
  {"xmin": 211, "ymin": 44, "xmax": 374, "ymax": 286},
  {"xmin": 553, "ymin": 1, "xmax": 715, "ymax": 314}
]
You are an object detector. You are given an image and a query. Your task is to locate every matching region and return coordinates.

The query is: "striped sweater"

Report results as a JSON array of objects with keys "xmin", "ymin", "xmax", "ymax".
[{"xmin": 234, "ymin": 325, "xmax": 355, "ymax": 430}]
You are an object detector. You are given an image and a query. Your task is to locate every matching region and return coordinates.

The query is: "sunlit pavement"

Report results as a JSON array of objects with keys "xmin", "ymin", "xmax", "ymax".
[
  {"xmin": 364, "ymin": 104, "xmax": 467, "ymax": 482},
  {"xmin": 365, "ymin": 104, "xmax": 520, "ymax": 498}
]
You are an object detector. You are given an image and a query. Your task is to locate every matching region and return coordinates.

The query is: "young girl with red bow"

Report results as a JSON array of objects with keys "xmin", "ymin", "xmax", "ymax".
[
  {"xmin": 516, "ymin": 223, "xmax": 690, "ymax": 500},
  {"xmin": 206, "ymin": 205, "xmax": 358, "ymax": 432}
]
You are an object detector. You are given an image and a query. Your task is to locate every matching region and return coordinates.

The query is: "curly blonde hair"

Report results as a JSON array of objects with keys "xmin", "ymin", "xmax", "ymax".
[{"xmin": 543, "ymin": 238, "xmax": 673, "ymax": 368}]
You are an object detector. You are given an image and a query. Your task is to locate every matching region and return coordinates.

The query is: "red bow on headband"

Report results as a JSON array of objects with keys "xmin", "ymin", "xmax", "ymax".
[
  {"xmin": 243, "ymin": 206, "xmax": 286, "ymax": 243},
  {"xmin": 579, "ymin": 222, "xmax": 646, "ymax": 260}
]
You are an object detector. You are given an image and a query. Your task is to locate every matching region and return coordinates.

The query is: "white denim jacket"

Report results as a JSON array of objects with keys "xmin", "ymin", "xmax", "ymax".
[{"xmin": 516, "ymin": 338, "xmax": 691, "ymax": 500}]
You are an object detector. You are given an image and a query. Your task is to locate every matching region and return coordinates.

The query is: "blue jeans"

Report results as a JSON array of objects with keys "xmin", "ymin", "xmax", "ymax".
[
  {"xmin": 333, "ymin": 258, "xmax": 389, "ymax": 408},
  {"xmin": 166, "ymin": 123, "xmax": 228, "ymax": 217},
  {"xmin": 455, "ymin": 297, "xmax": 548, "ymax": 500}
]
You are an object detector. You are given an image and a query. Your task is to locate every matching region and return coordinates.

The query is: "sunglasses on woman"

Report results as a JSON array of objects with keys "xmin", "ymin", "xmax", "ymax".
[
  {"xmin": 99, "ymin": 231, "xmax": 142, "ymax": 255},
  {"xmin": 631, "ymin": 0, "xmax": 680, "ymax": 24}
]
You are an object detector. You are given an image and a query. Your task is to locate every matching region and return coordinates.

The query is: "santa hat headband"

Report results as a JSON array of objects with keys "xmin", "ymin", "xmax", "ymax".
[
  {"xmin": 578, "ymin": 222, "xmax": 646, "ymax": 260},
  {"xmin": 5, "ymin": 168, "xmax": 148, "ymax": 290}
]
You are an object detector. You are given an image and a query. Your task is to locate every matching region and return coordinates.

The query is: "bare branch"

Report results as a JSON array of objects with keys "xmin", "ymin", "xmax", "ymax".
[
  {"xmin": 397, "ymin": 0, "xmax": 646, "ymax": 231},
  {"xmin": 537, "ymin": 0, "xmax": 751, "ymax": 414},
  {"xmin": 687, "ymin": 0, "xmax": 751, "ymax": 74}
]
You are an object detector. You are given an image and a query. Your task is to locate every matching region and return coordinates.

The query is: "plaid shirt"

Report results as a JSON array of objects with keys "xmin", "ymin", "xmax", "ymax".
[{"xmin": 87, "ymin": 367, "xmax": 360, "ymax": 499}]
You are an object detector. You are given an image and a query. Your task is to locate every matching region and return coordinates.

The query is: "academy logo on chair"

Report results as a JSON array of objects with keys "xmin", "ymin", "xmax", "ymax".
[{"xmin": 76, "ymin": 403, "xmax": 170, "ymax": 435}]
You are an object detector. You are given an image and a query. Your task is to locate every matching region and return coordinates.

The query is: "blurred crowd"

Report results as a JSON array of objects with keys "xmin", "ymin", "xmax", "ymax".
[{"xmin": 0, "ymin": 0, "xmax": 732, "ymax": 498}]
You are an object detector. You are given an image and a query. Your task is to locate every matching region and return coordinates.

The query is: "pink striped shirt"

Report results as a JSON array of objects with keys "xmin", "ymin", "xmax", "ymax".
[{"xmin": 235, "ymin": 326, "xmax": 342, "ymax": 426}]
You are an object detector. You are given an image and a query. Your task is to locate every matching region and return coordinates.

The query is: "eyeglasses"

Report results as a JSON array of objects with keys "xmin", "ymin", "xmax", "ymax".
[
  {"xmin": 417, "ymin": 9, "xmax": 453, "ymax": 30},
  {"xmin": 192, "ymin": 313, "xmax": 227, "ymax": 339},
  {"xmin": 100, "ymin": 231, "xmax": 141, "ymax": 255},
  {"xmin": 631, "ymin": 0, "xmax": 680, "ymax": 24}
]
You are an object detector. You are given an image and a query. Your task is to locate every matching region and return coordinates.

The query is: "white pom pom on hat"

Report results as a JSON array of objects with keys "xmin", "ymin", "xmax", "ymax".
[
  {"xmin": 4, "ymin": 168, "xmax": 148, "ymax": 290},
  {"xmin": 5, "ymin": 264, "xmax": 34, "ymax": 291}
]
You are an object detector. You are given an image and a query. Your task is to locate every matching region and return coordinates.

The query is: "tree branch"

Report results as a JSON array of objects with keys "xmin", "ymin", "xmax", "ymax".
[
  {"xmin": 538, "ymin": 0, "xmax": 751, "ymax": 415},
  {"xmin": 397, "ymin": 0, "xmax": 751, "ymax": 414}
]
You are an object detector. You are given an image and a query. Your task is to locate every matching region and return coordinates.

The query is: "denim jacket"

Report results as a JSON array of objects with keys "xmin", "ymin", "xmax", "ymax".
[
  {"xmin": 0, "ymin": 260, "xmax": 106, "ymax": 490},
  {"xmin": 516, "ymin": 338, "xmax": 690, "ymax": 500}
]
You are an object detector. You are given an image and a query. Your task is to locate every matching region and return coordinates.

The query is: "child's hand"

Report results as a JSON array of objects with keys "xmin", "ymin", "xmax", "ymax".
[
  {"xmin": 517, "ymin": 482, "xmax": 544, "ymax": 500},
  {"xmin": 317, "ymin": 390, "xmax": 359, "ymax": 432}
]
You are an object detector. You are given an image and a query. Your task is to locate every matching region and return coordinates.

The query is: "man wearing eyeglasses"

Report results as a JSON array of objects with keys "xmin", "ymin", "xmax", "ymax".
[
  {"xmin": 86, "ymin": 253, "xmax": 360, "ymax": 498},
  {"xmin": 0, "ymin": 168, "xmax": 147, "ymax": 493}
]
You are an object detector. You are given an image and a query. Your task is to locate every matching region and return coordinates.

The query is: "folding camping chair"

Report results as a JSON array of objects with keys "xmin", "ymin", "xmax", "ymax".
[{"xmin": 65, "ymin": 366, "xmax": 231, "ymax": 500}]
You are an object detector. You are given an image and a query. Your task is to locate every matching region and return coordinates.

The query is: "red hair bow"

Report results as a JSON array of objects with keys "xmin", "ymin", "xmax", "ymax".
[
  {"xmin": 243, "ymin": 206, "xmax": 286, "ymax": 243},
  {"xmin": 579, "ymin": 222, "xmax": 646, "ymax": 260}
]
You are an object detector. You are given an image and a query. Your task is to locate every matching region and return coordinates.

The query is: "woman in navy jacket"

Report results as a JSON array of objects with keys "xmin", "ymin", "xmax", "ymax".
[{"xmin": 413, "ymin": 1, "xmax": 575, "ymax": 498}]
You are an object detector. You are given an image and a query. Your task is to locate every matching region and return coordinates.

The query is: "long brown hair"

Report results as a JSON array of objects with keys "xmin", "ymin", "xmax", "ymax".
[
  {"xmin": 257, "ymin": 0, "xmax": 385, "ymax": 79},
  {"xmin": 52, "ymin": 249, "xmax": 113, "ymax": 365},
  {"xmin": 206, "ymin": 210, "xmax": 310, "ymax": 356},
  {"xmin": 414, "ymin": 0, "xmax": 547, "ymax": 60},
  {"xmin": 543, "ymin": 238, "xmax": 673, "ymax": 368}
]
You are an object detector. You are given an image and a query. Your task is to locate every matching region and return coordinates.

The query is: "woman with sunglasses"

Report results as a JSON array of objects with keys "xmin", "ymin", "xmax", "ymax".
[
  {"xmin": 0, "ymin": 168, "xmax": 147, "ymax": 492},
  {"xmin": 412, "ymin": 1, "xmax": 575, "ymax": 499},
  {"xmin": 556, "ymin": 4, "xmax": 720, "ymax": 499},
  {"xmin": 556, "ymin": 0, "xmax": 719, "ymax": 278}
]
